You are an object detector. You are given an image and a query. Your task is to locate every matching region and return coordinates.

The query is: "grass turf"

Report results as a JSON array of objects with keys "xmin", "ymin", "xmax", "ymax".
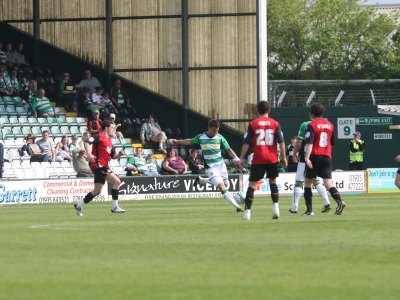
[{"xmin": 0, "ymin": 194, "xmax": 399, "ymax": 300}]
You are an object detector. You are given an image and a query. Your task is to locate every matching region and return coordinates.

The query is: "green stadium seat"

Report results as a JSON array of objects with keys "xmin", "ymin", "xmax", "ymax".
[
  {"xmin": 2, "ymin": 96, "xmax": 14, "ymax": 105},
  {"xmin": 28, "ymin": 117, "xmax": 39, "ymax": 125},
  {"xmin": 6, "ymin": 106, "xmax": 18, "ymax": 116},
  {"xmin": 18, "ymin": 116, "xmax": 29, "ymax": 124},
  {"xmin": 13, "ymin": 96, "xmax": 23, "ymax": 107},
  {"xmin": 21, "ymin": 126, "xmax": 32, "ymax": 136},
  {"xmin": 16, "ymin": 106, "xmax": 29, "ymax": 116},
  {"xmin": 12, "ymin": 127, "xmax": 24, "ymax": 139}
]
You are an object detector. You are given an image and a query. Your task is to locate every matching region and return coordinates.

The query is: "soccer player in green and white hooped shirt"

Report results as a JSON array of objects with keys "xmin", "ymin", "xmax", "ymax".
[{"xmin": 172, "ymin": 119, "xmax": 243, "ymax": 212}]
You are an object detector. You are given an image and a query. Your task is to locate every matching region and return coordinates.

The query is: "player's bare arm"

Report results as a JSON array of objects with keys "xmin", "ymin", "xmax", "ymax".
[
  {"xmin": 279, "ymin": 142, "xmax": 288, "ymax": 168},
  {"xmin": 292, "ymin": 139, "xmax": 302, "ymax": 163},
  {"xmin": 227, "ymin": 148, "xmax": 240, "ymax": 163},
  {"xmin": 305, "ymin": 143, "xmax": 313, "ymax": 169},
  {"xmin": 172, "ymin": 138, "xmax": 192, "ymax": 146},
  {"xmin": 239, "ymin": 143, "xmax": 250, "ymax": 170}
]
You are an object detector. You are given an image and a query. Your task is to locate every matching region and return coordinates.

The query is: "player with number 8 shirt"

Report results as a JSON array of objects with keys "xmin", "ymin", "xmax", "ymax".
[
  {"xmin": 303, "ymin": 102, "xmax": 346, "ymax": 215},
  {"xmin": 239, "ymin": 100, "xmax": 287, "ymax": 221}
]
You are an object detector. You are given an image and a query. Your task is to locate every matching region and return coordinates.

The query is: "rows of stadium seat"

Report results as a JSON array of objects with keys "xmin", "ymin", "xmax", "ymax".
[
  {"xmin": 0, "ymin": 96, "xmax": 25, "ymax": 107},
  {"xmin": 0, "ymin": 116, "xmax": 85, "ymax": 127},
  {"xmin": 3, "ymin": 161, "xmax": 76, "ymax": 179}
]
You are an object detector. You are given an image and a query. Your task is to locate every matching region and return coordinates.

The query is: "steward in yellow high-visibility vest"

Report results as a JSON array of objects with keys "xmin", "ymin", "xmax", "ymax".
[{"xmin": 349, "ymin": 132, "xmax": 365, "ymax": 170}]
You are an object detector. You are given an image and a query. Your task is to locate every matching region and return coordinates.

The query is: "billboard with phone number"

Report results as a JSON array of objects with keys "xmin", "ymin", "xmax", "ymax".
[
  {"xmin": 242, "ymin": 171, "xmax": 366, "ymax": 195},
  {"xmin": 0, "ymin": 178, "xmax": 107, "ymax": 205}
]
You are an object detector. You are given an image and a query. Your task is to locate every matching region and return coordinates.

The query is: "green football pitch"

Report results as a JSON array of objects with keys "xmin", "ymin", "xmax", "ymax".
[{"xmin": 1, "ymin": 194, "xmax": 399, "ymax": 300}]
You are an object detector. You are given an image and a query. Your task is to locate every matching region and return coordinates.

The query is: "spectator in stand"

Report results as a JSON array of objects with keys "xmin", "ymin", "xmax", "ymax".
[
  {"xmin": 0, "ymin": 68, "xmax": 12, "ymax": 96},
  {"xmin": 91, "ymin": 86, "xmax": 104, "ymax": 105},
  {"xmin": 36, "ymin": 130, "xmax": 56, "ymax": 162},
  {"xmin": 145, "ymin": 154, "xmax": 160, "ymax": 176},
  {"xmin": 162, "ymin": 148, "xmax": 187, "ymax": 175},
  {"xmin": 20, "ymin": 133, "xmax": 51, "ymax": 162},
  {"xmin": 59, "ymin": 72, "xmax": 80, "ymax": 111},
  {"xmin": 11, "ymin": 43, "xmax": 28, "ymax": 67},
  {"xmin": 102, "ymin": 91, "xmax": 113, "ymax": 108},
  {"xmin": 81, "ymin": 87, "xmax": 93, "ymax": 117},
  {"xmin": 80, "ymin": 131, "xmax": 94, "ymax": 162},
  {"xmin": 69, "ymin": 134, "xmax": 80, "ymax": 152},
  {"xmin": 0, "ymin": 41, "xmax": 6, "ymax": 64},
  {"xmin": 72, "ymin": 149, "xmax": 93, "ymax": 177},
  {"xmin": 88, "ymin": 110, "xmax": 102, "ymax": 134},
  {"xmin": 54, "ymin": 135, "xmax": 72, "ymax": 162},
  {"xmin": 78, "ymin": 69, "xmax": 102, "ymax": 93},
  {"xmin": 125, "ymin": 147, "xmax": 147, "ymax": 176},
  {"xmin": 187, "ymin": 148, "xmax": 206, "ymax": 174},
  {"xmin": 110, "ymin": 78, "xmax": 132, "ymax": 113},
  {"xmin": 107, "ymin": 113, "xmax": 124, "ymax": 139},
  {"xmin": 20, "ymin": 76, "xmax": 30, "ymax": 99},
  {"xmin": 140, "ymin": 114, "xmax": 168, "ymax": 154},
  {"xmin": 9, "ymin": 69, "xmax": 20, "ymax": 96},
  {"xmin": 3, "ymin": 43, "xmax": 13, "ymax": 66},
  {"xmin": 31, "ymin": 88, "xmax": 58, "ymax": 118}
]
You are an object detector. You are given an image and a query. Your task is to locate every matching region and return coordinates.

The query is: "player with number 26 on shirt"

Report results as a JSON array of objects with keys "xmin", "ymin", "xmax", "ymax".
[{"xmin": 239, "ymin": 100, "xmax": 287, "ymax": 221}]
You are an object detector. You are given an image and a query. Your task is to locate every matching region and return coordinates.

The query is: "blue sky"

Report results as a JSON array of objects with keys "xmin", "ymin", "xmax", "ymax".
[{"xmin": 360, "ymin": 0, "xmax": 400, "ymax": 5}]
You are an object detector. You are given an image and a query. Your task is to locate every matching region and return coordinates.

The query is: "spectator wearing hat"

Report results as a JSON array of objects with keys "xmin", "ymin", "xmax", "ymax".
[
  {"xmin": 349, "ymin": 132, "xmax": 365, "ymax": 170},
  {"xmin": 187, "ymin": 148, "xmax": 206, "ymax": 174},
  {"xmin": 107, "ymin": 113, "xmax": 124, "ymax": 139},
  {"xmin": 59, "ymin": 72, "xmax": 80, "ymax": 111},
  {"xmin": 88, "ymin": 109, "xmax": 102, "ymax": 134},
  {"xmin": 72, "ymin": 149, "xmax": 93, "ymax": 177}
]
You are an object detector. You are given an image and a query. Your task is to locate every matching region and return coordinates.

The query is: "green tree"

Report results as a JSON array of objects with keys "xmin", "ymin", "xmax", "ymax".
[{"xmin": 268, "ymin": 0, "xmax": 400, "ymax": 80}]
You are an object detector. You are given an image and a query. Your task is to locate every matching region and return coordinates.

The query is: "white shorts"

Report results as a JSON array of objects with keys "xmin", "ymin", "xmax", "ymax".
[
  {"xmin": 206, "ymin": 164, "xmax": 229, "ymax": 187},
  {"xmin": 295, "ymin": 162, "xmax": 322, "ymax": 184}
]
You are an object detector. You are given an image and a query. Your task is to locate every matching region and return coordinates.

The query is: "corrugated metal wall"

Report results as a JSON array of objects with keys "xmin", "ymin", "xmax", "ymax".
[{"xmin": 1, "ymin": 0, "xmax": 257, "ymax": 132}]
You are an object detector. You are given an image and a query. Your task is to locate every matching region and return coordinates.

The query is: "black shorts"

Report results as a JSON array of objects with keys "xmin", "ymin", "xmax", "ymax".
[
  {"xmin": 93, "ymin": 167, "xmax": 112, "ymax": 184},
  {"xmin": 305, "ymin": 155, "xmax": 332, "ymax": 179},
  {"xmin": 249, "ymin": 163, "xmax": 279, "ymax": 182}
]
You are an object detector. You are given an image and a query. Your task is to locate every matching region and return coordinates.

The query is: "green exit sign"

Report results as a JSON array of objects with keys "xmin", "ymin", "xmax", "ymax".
[{"xmin": 356, "ymin": 117, "xmax": 393, "ymax": 125}]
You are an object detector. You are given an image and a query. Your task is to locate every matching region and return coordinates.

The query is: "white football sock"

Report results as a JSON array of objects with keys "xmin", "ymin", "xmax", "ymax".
[
  {"xmin": 199, "ymin": 177, "xmax": 210, "ymax": 184},
  {"xmin": 76, "ymin": 199, "xmax": 85, "ymax": 209},
  {"xmin": 315, "ymin": 183, "xmax": 330, "ymax": 206},
  {"xmin": 223, "ymin": 191, "xmax": 240, "ymax": 208},
  {"xmin": 112, "ymin": 200, "xmax": 119, "ymax": 208},
  {"xmin": 292, "ymin": 186, "xmax": 303, "ymax": 211}
]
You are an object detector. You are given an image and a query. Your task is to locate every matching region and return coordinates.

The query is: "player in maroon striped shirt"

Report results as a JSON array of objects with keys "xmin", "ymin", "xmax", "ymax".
[
  {"xmin": 74, "ymin": 121, "xmax": 126, "ymax": 216},
  {"xmin": 304, "ymin": 102, "xmax": 346, "ymax": 216}
]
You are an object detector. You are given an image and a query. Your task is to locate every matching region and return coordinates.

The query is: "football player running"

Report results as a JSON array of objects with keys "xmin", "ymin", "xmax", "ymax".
[{"xmin": 74, "ymin": 121, "xmax": 126, "ymax": 216}]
